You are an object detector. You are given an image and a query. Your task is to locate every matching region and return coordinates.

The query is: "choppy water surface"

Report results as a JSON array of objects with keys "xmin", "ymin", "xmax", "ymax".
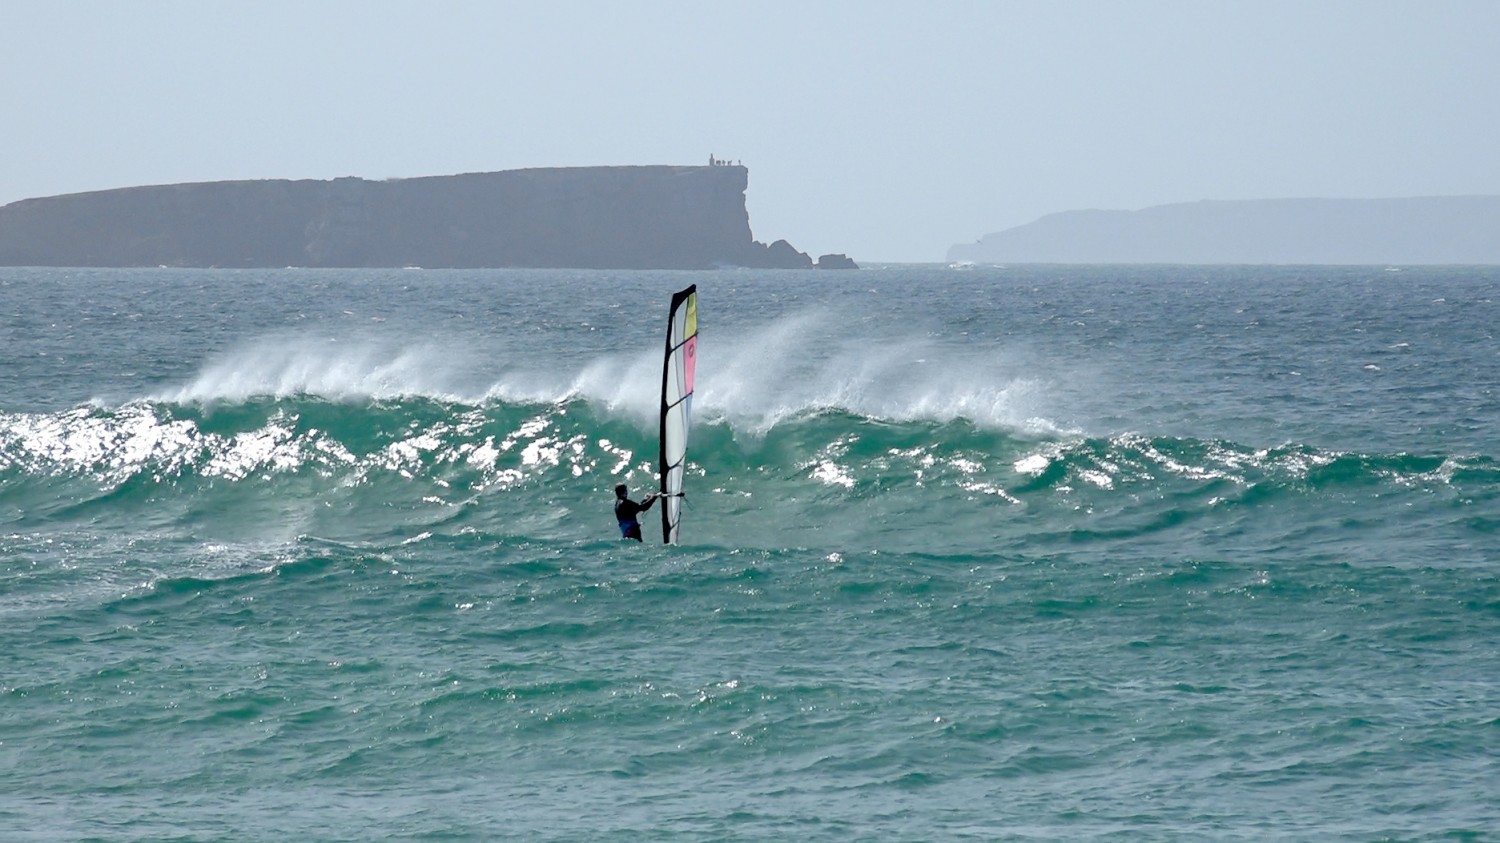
[{"xmin": 2, "ymin": 265, "xmax": 1497, "ymax": 840}]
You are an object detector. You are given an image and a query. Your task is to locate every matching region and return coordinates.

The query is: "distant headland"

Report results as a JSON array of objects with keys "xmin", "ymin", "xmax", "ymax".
[
  {"xmin": 0, "ymin": 164, "xmax": 857, "ymax": 270},
  {"xmin": 949, "ymin": 196, "xmax": 1500, "ymax": 265}
]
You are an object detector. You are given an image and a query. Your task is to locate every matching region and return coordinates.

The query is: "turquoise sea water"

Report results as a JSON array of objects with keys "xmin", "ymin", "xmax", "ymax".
[{"xmin": 2, "ymin": 265, "xmax": 1498, "ymax": 840}]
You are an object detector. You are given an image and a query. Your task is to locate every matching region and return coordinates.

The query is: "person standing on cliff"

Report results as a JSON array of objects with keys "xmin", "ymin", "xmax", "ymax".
[{"xmin": 613, "ymin": 483, "xmax": 658, "ymax": 542}]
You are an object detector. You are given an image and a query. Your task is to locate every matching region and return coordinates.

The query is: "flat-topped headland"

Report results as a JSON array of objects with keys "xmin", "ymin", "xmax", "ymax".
[{"xmin": 0, "ymin": 165, "xmax": 855, "ymax": 270}]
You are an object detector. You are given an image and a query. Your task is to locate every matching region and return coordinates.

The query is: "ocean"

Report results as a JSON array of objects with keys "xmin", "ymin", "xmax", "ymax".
[{"xmin": 2, "ymin": 264, "xmax": 1497, "ymax": 840}]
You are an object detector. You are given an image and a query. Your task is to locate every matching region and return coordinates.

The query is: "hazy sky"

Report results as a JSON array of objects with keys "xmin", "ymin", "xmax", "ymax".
[{"xmin": 4, "ymin": 1, "xmax": 1498, "ymax": 261}]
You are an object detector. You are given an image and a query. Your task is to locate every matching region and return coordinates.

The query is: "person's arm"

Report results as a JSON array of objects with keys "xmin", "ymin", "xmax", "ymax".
[{"xmin": 639, "ymin": 492, "xmax": 659, "ymax": 511}]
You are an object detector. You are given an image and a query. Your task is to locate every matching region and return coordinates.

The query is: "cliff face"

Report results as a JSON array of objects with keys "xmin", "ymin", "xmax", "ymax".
[
  {"xmin": 950, "ymin": 197, "xmax": 1500, "ymax": 265},
  {"xmin": 0, "ymin": 165, "xmax": 821, "ymax": 269}
]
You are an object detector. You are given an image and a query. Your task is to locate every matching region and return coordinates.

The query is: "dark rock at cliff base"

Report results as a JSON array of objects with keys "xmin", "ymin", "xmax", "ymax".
[
  {"xmin": 0, "ymin": 165, "xmax": 830, "ymax": 270},
  {"xmin": 746, "ymin": 239, "xmax": 814, "ymax": 269},
  {"xmin": 949, "ymin": 196, "xmax": 1500, "ymax": 265},
  {"xmin": 816, "ymin": 253, "xmax": 858, "ymax": 269}
]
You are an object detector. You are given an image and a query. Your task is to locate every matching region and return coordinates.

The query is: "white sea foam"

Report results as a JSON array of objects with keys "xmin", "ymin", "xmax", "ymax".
[
  {"xmin": 509, "ymin": 306, "xmax": 1072, "ymax": 436},
  {"xmin": 144, "ymin": 308, "xmax": 1077, "ymax": 437},
  {"xmin": 155, "ymin": 336, "xmax": 488, "ymax": 404},
  {"xmin": 669, "ymin": 309, "xmax": 1074, "ymax": 436}
]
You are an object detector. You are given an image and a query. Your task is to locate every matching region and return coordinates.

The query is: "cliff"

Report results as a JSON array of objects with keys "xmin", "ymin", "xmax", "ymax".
[
  {"xmin": 0, "ymin": 165, "xmax": 828, "ymax": 270},
  {"xmin": 949, "ymin": 197, "xmax": 1500, "ymax": 265}
]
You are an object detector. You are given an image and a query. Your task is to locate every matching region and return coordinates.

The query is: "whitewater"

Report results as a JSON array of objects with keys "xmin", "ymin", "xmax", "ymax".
[{"xmin": 2, "ymin": 264, "xmax": 1497, "ymax": 840}]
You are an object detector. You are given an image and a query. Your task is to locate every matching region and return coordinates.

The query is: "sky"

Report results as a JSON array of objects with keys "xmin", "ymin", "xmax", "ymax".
[{"xmin": 3, "ymin": 1, "xmax": 1499, "ymax": 262}]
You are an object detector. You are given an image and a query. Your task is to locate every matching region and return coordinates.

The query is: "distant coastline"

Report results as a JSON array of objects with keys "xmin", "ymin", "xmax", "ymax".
[
  {"xmin": 950, "ymin": 196, "xmax": 1500, "ymax": 265},
  {"xmin": 0, "ymin": 165, "xmax": 857, "ymax": 270}
]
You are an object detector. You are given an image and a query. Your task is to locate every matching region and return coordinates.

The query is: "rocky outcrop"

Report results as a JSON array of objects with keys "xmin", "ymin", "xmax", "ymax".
[
  {"xmin": 0, "ymin": 165, "xmax": 832, "ymax": 269},
  {"xmin": 950, "ymin": 197, "xmax": 1500, "ymax": 265},
  {"xmin": 739, "ymin": 238, "xmax": 813, "ymax": 269},
  {"xmin": 815, "ymin": 253, "xmax": 858, "ymax": 269}
]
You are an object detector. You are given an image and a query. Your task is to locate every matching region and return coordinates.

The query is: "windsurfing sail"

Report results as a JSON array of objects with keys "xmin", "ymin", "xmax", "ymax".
[{"xmin": 658, "ymin": 285, "xmax": 698, "ymax": 544}]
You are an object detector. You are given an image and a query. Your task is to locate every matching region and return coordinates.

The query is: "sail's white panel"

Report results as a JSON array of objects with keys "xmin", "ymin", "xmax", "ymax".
[{"xmin": 659, "ymin": 286, "xmax": 697, "ymax": 544}]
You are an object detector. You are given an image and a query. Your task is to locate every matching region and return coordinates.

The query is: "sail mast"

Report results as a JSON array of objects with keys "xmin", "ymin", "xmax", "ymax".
[{"xmin": 658, "ymin": 285, "xmax": 698, "ymax": 544}]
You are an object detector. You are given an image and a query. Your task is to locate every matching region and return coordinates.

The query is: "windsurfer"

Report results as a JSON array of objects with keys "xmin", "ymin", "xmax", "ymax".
[{"xmin": 613, "ymin": 484, "xmax": 658, "ymax": 542}]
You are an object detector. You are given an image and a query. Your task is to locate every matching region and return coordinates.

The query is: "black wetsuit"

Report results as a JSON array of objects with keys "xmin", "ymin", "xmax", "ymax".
[{"xmin": 614, "ymin": 494, "xmax": 656, "ymax": 541}]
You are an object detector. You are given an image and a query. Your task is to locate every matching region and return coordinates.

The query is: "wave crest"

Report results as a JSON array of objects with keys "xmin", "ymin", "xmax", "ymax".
[{"xmin": 141, "ymin": 314, "xmax": 1073, "ymax": 435}]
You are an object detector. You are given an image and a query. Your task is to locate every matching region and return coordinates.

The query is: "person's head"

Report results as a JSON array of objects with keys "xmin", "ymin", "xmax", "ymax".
[{"xmin": 614, "ymin": 483, "xmax": 628, "ymax": 499}]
